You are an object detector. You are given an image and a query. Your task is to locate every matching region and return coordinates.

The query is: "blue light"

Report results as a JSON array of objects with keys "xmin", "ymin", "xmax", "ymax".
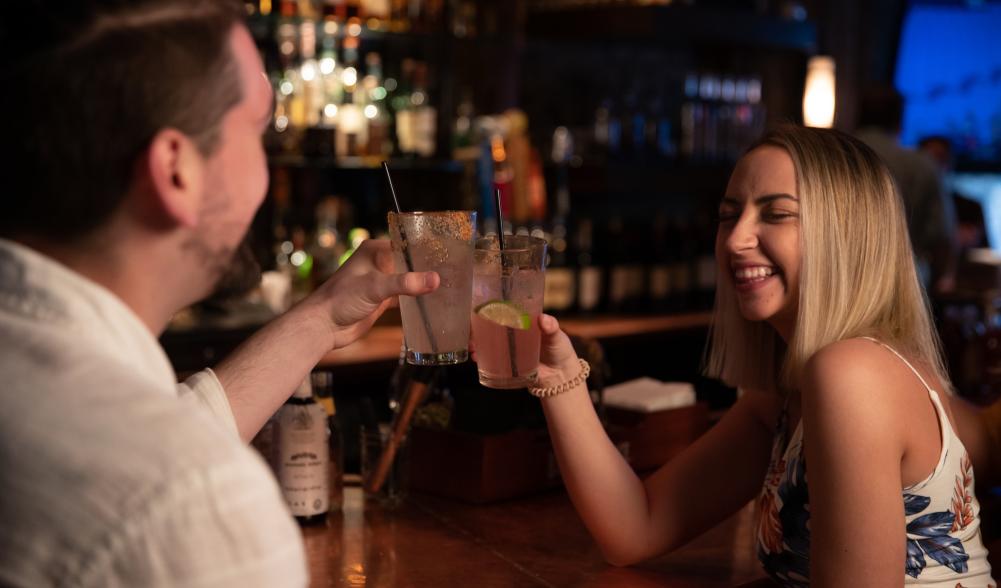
[{"xmin": 895, "ymin": 3, "xmax": 1001, "ymax": 161}]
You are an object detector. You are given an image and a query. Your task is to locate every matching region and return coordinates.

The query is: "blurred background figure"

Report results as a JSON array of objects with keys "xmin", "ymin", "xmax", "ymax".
[
  {"xmin": 919, "ymin": 135, "xmax": 988, "ymax": 254},
  {"xmin": 855, "ymin": 85, "xmax": 959, "ymax": 294}
]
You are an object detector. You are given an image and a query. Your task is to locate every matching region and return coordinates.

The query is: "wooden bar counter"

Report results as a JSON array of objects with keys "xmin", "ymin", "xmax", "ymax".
[
  {"xmin": 316, "ymin": 312, "xmax": 713, "ymax": 367},
  {"xmin": 303, "ymin": 484, "xmax": 772, "ymax": 587}
]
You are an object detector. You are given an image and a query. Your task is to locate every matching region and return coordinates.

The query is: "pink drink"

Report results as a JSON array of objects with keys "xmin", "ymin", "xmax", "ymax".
[{"xmin": 471, "ymin": 235, "xmax": 547, "ymax": 389}]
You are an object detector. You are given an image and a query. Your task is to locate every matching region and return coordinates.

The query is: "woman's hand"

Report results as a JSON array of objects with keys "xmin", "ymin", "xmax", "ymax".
[
  {"xmin": 468, "ymin": 313, "xmax": 581, "ymax": 389},
  {"xmin": 534, "ymin": 313, "xmax": 583, "ymax": 389}
]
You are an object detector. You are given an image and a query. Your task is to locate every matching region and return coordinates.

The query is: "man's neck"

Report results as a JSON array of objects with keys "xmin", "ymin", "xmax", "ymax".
[{"xmin": 15, "ymin": 231, "xmax": 191, "ymax": 336}]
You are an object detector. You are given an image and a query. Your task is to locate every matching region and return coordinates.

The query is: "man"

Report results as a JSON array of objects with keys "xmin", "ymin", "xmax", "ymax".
[
  {"xmin": 919, "ymin": 135, "xmax": 988, "ymax": 253},
  {"xmin": 0, "ymin": 1, "xmax": 437, "ymax": 586},
  {"xmin": 855, "ymin": 85, "xmax": 959, "ymax": 293}
]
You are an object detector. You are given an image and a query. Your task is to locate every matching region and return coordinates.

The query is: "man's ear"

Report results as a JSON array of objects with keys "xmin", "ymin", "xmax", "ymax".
[{"xmin": 144, "ymin": 128, "xmax": 206, "ymax": 228}]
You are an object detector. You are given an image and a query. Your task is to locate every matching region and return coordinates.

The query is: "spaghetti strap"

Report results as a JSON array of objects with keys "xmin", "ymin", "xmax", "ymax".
[{"xmin": 859, "ymin": 336, "xmax": 934, "ymax": 394}]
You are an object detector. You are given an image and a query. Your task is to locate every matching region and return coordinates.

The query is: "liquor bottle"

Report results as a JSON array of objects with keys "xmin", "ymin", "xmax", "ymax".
[
  {"xmin": 298, "ymin": 18, "xmax": 322, "ymax": 128},
  {"xmin": 389, "ymin": 0, "xmax": 410, "ymax": 31},
  {"xmin": 310, "ymin": 196, "xmax": 346, "ymax": 285},
  {"xmin": 288, "ymin": 226, "xmax": 314, "ymax": 302},
  {"xmin": 693, "ymin": 211, "xmax": 718, "ymax": 310},
  {"xmin": 648, "ymin": 95, "xmax": 676, "ymax": 161},
  {"xmin": 452, "ymin": 92, "xmax": 475, "ymax": 152},
  {"xmin": 275, "ymin": 6, "xmax": 304, "ymax": 149},
  {"xmin": 311, "ymin": 371, "xmax": 344, "ymax": 514},
  {"xmin": 392, "ymin": 58, "xmax": 417, "ymax": 156},
  {"xmin": 593, "ymin": 96, "xmax": 622, "ymax": 161},
  {"xmin": 335, "ymin": 37, "xmax": 364, "ymax": 157},
  {"xmin": 647, "ymin": 212, "xmax": 672, "ymax": 312},
  {"xmin": 624, "ymin": 91, "xmax": 646, "ymax": 160},
  {"xmin": 575, "ymin": 218, "xmax": 603, "ymax": 314},
  {"xmin": 625, "ymin": 220, "xmax": 647, "ymax": 310},
  {"xmin": 543, "ymin": 127, "xmax": 575, "ymax": 314},
  {"xmin": 600, "ymin": 217, "xmax": 624, "ymax": 312},
  {"xmin": 680, "ymin": 72, "xmax": 701, "ymax": 162},
  {"xmin": 698, "ymin": 72, "xmax": 722, "ymax": 162},
  {"xmin": 451, "ymin": 0, "xmax": 477, "ymax": 38},
  {"xmin": 321, "ymin": 0, "xmax": 345, "ymax": 23},
  {"xmin": 506, "ymin": 110, "xmax": 532, "ymax": 228},
  {"xmin": 362, "ymin": 52, "xmax": 390, "ymax": 156},
  {"xmin": 318, "ymin": 20, "xmax": 342, "ymax": 130},
  {"xmin": 747, "ymin": 76, "xmax": 766, "ymax": 147},
  {"xmin": 670, "ymin": 217, "xmax": 696, "ymax": 312},
  {"xmin": 361, "ymin": 0, "xmax": 390, "ymax": 28},
  {"xmin": 277, "ymin": 376, "xmax": 331, "ymax": 526},
  {"xmin": 544, "ymin": 221, "xmax": 575, "ymax": 315},
  {"xmin": 491, "ymin": 133, "xmax": 514, "ymax": 224},
  {"xmin": 410, "ymin": 61, "xmax": 437, "ymax": 158},
  {"xmin": 344, "ymin": 0, "xmax": 363, "ymax": 22},
  {"xmin": 593, "ymin": 99, "xmax": 611, "ymax": 160}
]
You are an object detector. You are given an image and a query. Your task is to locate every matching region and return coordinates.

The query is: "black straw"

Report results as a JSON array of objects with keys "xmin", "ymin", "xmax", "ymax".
[
  {"xmin": 383, "ymin": 161, "xmax": 403, "ymax": 214},
  {"xmin": 494, "ymin": 188, "xmax": 519, "ymax": 379},
  {"xmin": 382, "ymin": 161, "xmax": 439, "ymax": 355}
]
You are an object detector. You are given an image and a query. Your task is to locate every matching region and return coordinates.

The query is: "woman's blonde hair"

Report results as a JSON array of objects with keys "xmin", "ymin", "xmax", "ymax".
[{"xmin": 704, "ymin": 124, "xmax": 950, "ymax": 393}]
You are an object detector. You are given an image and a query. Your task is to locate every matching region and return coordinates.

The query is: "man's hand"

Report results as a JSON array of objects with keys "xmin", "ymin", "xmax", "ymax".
[
  {"xmin": 301, "ymin": 239, "xmax": 439, "ymax": 351},
  {"xmin": 215, "ymin": 238, "xmax": 439, "ymax": 442}
]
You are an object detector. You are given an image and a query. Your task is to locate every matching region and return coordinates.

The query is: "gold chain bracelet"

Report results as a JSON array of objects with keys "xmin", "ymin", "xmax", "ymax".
[{"xmin": 528, "ymin": 358, "xmax": 591, "ymax": 398}]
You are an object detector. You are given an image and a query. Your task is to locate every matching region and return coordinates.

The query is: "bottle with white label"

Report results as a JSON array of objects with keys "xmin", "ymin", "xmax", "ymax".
[{"xmin": 277, "ymin": 376, "xmax": 330, "ymax": 525}]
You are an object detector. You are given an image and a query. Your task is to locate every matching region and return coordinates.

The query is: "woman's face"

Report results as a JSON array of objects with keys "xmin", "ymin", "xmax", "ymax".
[{"xmin": 716, "ymin": 145, "xmax": 801, "ymax": 339}]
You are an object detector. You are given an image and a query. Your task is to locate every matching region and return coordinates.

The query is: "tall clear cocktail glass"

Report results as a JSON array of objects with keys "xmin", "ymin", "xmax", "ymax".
[
  {"xmin": 471, "ymin": 235, "xmax": 547, "ymax": 389},
  {"xmin": 387, "ymin": 210, "xmax": 476, "ymax": 366}
]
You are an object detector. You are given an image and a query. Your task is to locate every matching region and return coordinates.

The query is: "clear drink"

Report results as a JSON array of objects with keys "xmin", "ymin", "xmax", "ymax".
[
  {"xmin": 471, "ymin": 235, "xmax": 547, "ymax": 389},
  {"xmin": 388, "ymin": 211, "xmax": 476, "ymax": 366}
]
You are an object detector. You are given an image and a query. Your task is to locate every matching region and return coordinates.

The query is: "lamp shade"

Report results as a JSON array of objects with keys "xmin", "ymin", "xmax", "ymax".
[{"xmin": 803, "ymin": 56, "xmax": 836, "ymax": 128}]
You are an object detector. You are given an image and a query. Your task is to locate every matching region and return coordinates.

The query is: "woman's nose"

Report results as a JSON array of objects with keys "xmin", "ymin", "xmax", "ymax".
[{"xmin": 723, "ymin": 216, "xmax": 758, "ymax": 253}]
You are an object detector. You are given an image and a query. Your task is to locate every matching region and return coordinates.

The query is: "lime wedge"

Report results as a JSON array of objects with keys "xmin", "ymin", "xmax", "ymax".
[{"xmin": 475, "ymin": 300, "xmax": 532, "ymax": 330}]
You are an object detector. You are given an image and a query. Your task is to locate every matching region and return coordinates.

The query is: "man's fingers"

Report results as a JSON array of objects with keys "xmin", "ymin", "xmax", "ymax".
[
  {"xmin": 400, "ymin": 271, "xmax": 439, "ymax": 296},
  {"xmin": 369, "ymin": 271, "xmax": 438, "ymax": 303},
  {"xmin": 339, "ymin": 239, "xmax": 392, "ymax": 277},
  {"xmin": 372, "ymin": 241, "xmax": 396, "ymax": 274}
]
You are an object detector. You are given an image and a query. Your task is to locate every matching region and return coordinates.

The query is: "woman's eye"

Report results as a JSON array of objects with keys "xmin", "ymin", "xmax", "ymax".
[{"xmin": 764, "ymin": 210, "xmax": 797, "ymax": 221}]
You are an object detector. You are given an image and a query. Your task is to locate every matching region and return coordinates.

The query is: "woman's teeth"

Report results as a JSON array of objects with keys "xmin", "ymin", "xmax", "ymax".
[{"xmin": 735, "ymin": 266, "xmax": 774, "ymax": 280}]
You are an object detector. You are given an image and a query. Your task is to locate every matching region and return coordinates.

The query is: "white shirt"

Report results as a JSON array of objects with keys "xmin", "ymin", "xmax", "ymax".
[{"xmin": 0, "ymin": 239, "xmax": 307, "ymax": 587}]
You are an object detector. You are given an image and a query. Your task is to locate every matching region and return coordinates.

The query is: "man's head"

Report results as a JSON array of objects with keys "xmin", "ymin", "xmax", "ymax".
[
  {"xmin": 918, "ymin": 135, "xmax": 954, "ymax": 172},
  {"xmin": 856, "ymin": 84, "xmax": 905, "ymax": 135},
  {"xmin": 2, "ymin": 0, "xmax": 274, "ymax": 302}
]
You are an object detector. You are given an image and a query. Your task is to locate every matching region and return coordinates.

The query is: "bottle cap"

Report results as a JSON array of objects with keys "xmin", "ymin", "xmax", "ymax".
[{"xmin": 293, "ymin": 376, "xmax": 313, "ymax": 399}]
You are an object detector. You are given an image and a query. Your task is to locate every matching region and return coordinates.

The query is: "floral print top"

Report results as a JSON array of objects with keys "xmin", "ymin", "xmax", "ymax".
[{"xmin": 756, "ymin": 339, "xmax": 995, "ymax": 587}]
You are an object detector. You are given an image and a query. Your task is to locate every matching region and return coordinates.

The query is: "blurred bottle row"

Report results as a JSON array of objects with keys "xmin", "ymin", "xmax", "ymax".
[
  {"xmin": 246, "ymin": 0, "xmax": 480, "ymax": 160},
  {"xmin": 528, "ymin": 0, "xmax": 809, "ymax": 20},
  {"xmin": 244, "ymin": 0, "xmax": 471, "ymax": 35},
  {"xmin": 533, "ymin": 71, "xmax": 766, "ymax": 167},
  {"xmin": 264, "ymin": 114, "xmax": 720, "ymax": 317}
]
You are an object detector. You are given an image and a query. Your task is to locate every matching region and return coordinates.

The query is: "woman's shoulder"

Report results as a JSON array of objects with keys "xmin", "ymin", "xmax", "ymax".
[
  {"xmin": 804, "ymin": 336, "xmax": 900, "ymax": 376},
  {"xmin": 803, "ymin": 337, "xmax": 930, "ymax": 419},
  {"xmin": 801, "ymin": 338, "xmax": 930, "ymax": 456},
  {"xmin": 805, "ymin": 337, "xmax": 917, "ymax": 385}
]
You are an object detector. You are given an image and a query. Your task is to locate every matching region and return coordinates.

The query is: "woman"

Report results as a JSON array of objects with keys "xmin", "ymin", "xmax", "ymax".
[{"xmin": 526, "ymin": 125, "xmax": 995, "ymax": 586}]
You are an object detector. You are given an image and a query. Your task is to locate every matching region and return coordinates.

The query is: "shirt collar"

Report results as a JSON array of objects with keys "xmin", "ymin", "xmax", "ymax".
[{"xmin": 0, "ymin": 238, "xmax": 177, "ymax": 395}]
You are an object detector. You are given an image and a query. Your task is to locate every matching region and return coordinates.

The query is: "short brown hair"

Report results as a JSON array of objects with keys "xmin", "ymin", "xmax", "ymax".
[{"xmin": 1, "ymin": 0, "xmax": 246, "ymax": 242}]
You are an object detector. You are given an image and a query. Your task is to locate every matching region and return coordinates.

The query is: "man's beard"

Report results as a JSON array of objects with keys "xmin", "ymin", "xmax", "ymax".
[
  {"xmin": 205, "ymin": 234, "xmax": 262, "ymax": 301},
  {"xmin": 182, "ymin": 177, "xmax": 264, "ymax": 303},
  {"xmin": 181, "ymin": 215, "xmax": 262, "ymax": 304}
]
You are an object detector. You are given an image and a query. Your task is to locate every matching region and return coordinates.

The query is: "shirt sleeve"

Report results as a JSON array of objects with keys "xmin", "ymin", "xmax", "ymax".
[
  {"xmin": 177, "ymin": 368, "xmax": 239, "ymax": 437},
  {"xmin": 76, "ymin": 454, "xmax": 308, "ymax": 588}
]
